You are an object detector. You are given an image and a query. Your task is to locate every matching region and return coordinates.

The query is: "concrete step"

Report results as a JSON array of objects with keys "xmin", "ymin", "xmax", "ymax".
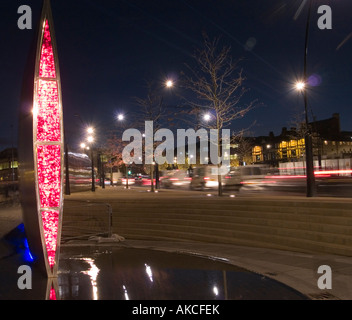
[
  {"xmin": 109, "ymin": 196, "xmax": 352, "ymax": 207},
  {"xmin": 114, "ymin": 220, "xmax": 352, "ymax": 247},
  {"xmin": 114, "ymin": 226, "xmax": 352, "ymax": 256},
  {"xmin": 113, "ymin": 232, "xmax": 315, "ymax": 255},
  {"xmin": 111, "ymin": 201, "xmax": 352, "ymax": 217},
  {"xmin": 114, "ymin": 209, "xmax": 352, "ymax": 227},
  {"xmin": 63, "ymin": 207, "xmax": 352, "ymax": 231},
  {"xmin": 63, "ymin": 195, "xmax": 352, "ymax": 256},
  {"xmin": 115, "ymin": 214, "xmax": 352, "ymax": 236}
]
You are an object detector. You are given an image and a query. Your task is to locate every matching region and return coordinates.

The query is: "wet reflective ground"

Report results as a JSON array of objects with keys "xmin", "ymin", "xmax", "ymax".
[
  {"xmin": 56, "ymin": 246, "xmax": 308, "ymax": 300},
  {"xmin": 0, "ymin": 241, "xmax": 308, "ymax": 300}
]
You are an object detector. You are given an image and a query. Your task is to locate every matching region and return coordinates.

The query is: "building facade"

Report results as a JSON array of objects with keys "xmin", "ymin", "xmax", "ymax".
[
  {"xmin": 233, "ymin": 113, "xmax": 352, "ymax": 167},
  {"xmin": 0, "ymin": 148, "xmax": 18, "ymax": 182}
]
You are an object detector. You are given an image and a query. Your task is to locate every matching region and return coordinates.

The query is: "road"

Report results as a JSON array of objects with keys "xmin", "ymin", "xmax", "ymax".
[{"xmin": 155, "ymin": 176, "xmax": 352, "ymax": 198}]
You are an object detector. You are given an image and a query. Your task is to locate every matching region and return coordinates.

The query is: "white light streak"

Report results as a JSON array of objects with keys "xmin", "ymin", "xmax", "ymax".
[{"xmin": 145, "ymin": 263, "xmax": 154, "ymax": 282}]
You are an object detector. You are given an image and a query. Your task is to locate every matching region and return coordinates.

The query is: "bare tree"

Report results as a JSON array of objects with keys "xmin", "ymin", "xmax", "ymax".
[
  {"xmin": 182, "ymin": 34, "xmax": 255, "ymax": 196},
  {"xmin": 231, "ymin": 130, "xmax": 255, "ymax": 166},
  {"xmin": 102, "ymin": 134, "xmax": 125, "ymax": 186},
  {"xmin": 288, "ymin": 109, "xmax": 309, "ymax": 140},
  {"xmin": 133, "ymin": 80, "xmax": 167, "ymax": 191}
]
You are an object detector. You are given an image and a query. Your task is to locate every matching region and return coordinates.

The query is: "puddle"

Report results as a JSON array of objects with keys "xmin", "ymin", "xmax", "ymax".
[
  {"xmin": 56, "ymin": 246, "xmax": 308, "ymax": 300},
  {"xmin": 0, "ymin": 244, "xmax": 308, "ymax": 300}
]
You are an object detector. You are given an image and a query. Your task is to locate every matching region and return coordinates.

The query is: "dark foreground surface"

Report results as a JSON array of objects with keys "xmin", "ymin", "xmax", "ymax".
[{"xmin": 0, "ymin": 244, "xmax": 308, "ymax": 300}]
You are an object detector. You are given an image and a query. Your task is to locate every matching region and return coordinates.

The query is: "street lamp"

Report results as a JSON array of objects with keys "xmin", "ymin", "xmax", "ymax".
[
  {"xmin": 296, "ymin": 0, "xmax": 316, "ymax": 197},
  {"xmin": 81, "ymin": 139, "xmax": 94, "ymax": 192},
  {"xmin": 203, "ymin": 113, "xmax": 211, "ymax": 122},
  {"xmin": 295, "ymin": 79, "xmax": 316, "ymax": 197},
  {"xmin": 117, "ymin": 114, "xmax": 130, "ymax": 189},
  {"xmin": 85, "ymin": 128, "xmax": 95, "ymax": 192},
  {"xmin": 295, "ymin": 81, "xmax": 305, "ymax": 91},
  {"xmin": 165, "ymin": 80, "xmax": 173, "ymax": 88}
]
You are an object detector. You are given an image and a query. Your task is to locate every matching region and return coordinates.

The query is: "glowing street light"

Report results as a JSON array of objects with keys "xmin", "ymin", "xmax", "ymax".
[
  {"xmin": 203, "ymin": 113, "xmax": 211, "ymax": 121},
  {"xmin": 117, "ymin": 114, "xmax": 124, "ymax": 121},
  {"xmin": 295, "ymin": 81, "xmax": 305, "ymax": 91},
  {"xmin": 165, "ymin": 80, "xmax": 173, "ymax": 88},
  {"xmin": 87, "ymin": 135, "xmax": 94, "ymax": 143},
  {"xmin": 87, "ymin": 127, "xmax": 94, "ymax": 134},
  {"xmin": 80, "ymin": 142, "xmax": 86, "ymax": 149}
]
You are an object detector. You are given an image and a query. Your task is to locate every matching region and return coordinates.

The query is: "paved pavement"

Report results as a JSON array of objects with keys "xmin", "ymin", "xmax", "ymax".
[{"xmin": 1, "ymin": 190, "xmax": 352, "ymax": 300}]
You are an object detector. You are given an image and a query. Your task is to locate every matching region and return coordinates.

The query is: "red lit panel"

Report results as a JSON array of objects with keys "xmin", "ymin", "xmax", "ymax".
[
  {"xmin": 39, "ymin": 20, "xmax": 56, "ymax": 78},
  {"xmin": 41, "ymin": 210, "xmax": 59, "ymax": 268},
  {"xmin": 37, "ymin": 145, "xmax": 61, "ymax": 208},
  {"xmin": 49, "ymin": 286, "xmax": 57, "ymax": 300},
  {"xmin": 37, "ymin": 80, "xmax": 60, "ymax": 141}
]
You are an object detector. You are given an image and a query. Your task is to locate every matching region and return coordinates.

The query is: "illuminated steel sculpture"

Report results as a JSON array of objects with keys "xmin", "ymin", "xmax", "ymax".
[
  {"xmin": 19, "ymin": 0, "xmax": 64, "ymax": 280},
  {"xmin": 34, "ymin": 1, "xmax": 64, "ymax": 277}
]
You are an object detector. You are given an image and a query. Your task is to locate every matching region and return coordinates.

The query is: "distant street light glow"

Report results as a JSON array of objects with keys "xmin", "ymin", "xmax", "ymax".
[
  {"xmin": 166, "ymin": 80, "xmax": 173, "ymax": 88},
  {"xmin": 87, "ymin": 136, "xmax": 94, "ymax": 143},
  {"xmin": 295, "ymin": 81, "xmax": 305, "ymax": 91},
  {"xmin": 213, "ymin": 286, "xmax": 219, "ymax": 296},
  {"xmin": 80, "ymin": 142, "xmax": 86, "ymax": 149},
  {"xmin": 117, "ymin": 114, "xmax": 124, "ymax": 121},
  {"xmin": 87, "ymin": 127, "xmax": 94, "ymax": 134},
  {"xmin": 203, "ymin": 113, "xmax": 211, "ymax": 121}
]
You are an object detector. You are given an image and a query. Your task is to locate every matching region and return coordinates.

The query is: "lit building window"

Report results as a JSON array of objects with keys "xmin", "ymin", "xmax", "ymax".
[
  {"xmin": 11, "ymin": 161, "xmax": 18, "ymax": 169},
  {"xmin": 252, "ymin": 146, "xmax": 262, "ymax": 162},
  {"xmin": 278, "ymin": 139, "xmax": 305, "ymax": 159}
]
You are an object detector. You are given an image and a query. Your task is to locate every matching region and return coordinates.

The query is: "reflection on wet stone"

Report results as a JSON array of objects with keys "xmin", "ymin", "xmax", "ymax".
[{"xmin": 56, "ymin": 247, "xmax": 308, "ymax": 300}]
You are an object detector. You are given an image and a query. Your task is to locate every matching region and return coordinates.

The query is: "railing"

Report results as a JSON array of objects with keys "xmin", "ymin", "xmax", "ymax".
[{"xmin": 62, "ymin": 200, "xmax": 112, "ymax": 242}]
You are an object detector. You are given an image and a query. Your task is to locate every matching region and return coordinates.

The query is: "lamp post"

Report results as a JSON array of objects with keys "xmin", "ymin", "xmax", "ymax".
[
  {"xmin": 296, "ymin": 0, "xmax": 316, "ymax": 197},
  {"xmin": 296, "ymin": 81, "xmax": 316, "ymax": 197},
  {"xmin": 116, "ymin": 114, "xmax": 130, "ymax": 189},
  {"xmin": 203, "ymin": 111, "xmax": 224, "ymax": 196},
  {"xmin": 100, "ymin": 154, "xmax": 105, "ymax": 189},
  {"xmin": 87, "ymin": 128, "xmax": 95, "ymax": 192},
  {"xmin": 80, "ymin": 142, "xmax": 95, "ymax": 192},
  {"xmin": 64, "ymin": 140, "xmax": 70, "ymax": 195}
]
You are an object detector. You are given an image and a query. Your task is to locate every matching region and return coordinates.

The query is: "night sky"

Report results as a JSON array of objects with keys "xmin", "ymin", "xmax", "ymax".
[{"xmin": 0, "ymin": 0, "xmax": 351, "ymax": 150}]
